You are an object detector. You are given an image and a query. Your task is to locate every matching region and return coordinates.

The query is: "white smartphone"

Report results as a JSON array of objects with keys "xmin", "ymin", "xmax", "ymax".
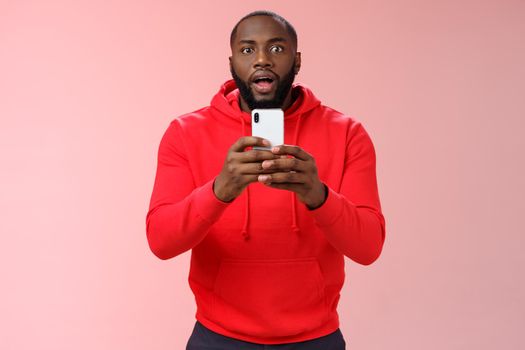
[{"xmin": 251, "ymin": 108, "xmax": 284, "ymax": 151}]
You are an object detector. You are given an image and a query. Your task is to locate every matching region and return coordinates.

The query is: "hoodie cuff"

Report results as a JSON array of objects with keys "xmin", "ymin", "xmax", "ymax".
[
  {"xmin": 194, "ymin": 177, "xmax": 232, "ymax": 224},
  {"xmin": 308, "ymin": 185, "xmax": 353, "ymax": 227}
]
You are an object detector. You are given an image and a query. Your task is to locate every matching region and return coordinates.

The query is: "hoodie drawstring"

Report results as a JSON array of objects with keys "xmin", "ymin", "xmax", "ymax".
[
  {"xmin": 239, "ymin": 111, "xmax": 304, "ymax": 241},
  {"xmin": 291, "ymin": 115, "xmax": 302, "ymax": 235},
  {"xmin": 240, "ymin": 117, "xmax": 251, "ymax": 240}
]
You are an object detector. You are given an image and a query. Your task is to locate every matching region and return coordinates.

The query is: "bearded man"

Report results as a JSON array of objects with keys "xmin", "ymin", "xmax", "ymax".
[{"xmin": 146, "ymin": 10, "xmax": 386, "ymax": 350}]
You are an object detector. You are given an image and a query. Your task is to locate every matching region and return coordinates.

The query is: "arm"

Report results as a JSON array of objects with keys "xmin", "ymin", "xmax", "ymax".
[
  {"xmin": 145, "ymin": 121, "xmax": 230, "ymax": 260},
  {"xmin": 308, "ymin": 123, "xmax": 386, "ymax": 265}
]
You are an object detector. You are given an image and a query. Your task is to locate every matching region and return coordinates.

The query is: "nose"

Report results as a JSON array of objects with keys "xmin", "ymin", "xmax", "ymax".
[{"xmin": 253, "ymin": 50, "xmax": 272, "ymax": 68}]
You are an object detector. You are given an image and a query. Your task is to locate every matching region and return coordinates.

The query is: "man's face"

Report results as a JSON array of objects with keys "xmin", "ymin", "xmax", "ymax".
[{"xmin": 229, "ymin": 16, "xmax": 301, "ymax": 110}]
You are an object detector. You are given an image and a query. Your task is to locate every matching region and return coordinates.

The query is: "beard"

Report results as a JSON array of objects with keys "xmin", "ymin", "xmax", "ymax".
[{"xmin": 230, "ymin": 61, "xmax": 296, "ymax": 110}]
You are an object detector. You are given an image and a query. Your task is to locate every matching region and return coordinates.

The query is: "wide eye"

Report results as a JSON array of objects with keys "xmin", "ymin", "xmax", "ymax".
[
  {"xmin": 241, "ymin": 47, "xmax": 253, "ymax": 54},
  {"xmin": 270, "ymin": 45, "xmax": 284, "ymax": 53}
]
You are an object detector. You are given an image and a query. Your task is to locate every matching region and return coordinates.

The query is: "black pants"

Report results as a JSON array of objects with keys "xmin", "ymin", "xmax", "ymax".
[{"xmin": 186, "ymin": 321, "xmax": 346, "ymax": 350}]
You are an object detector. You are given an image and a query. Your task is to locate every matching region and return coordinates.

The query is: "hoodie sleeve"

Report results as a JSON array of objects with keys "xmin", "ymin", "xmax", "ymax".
[
  {"xmin": 145, "ymin": 120, "xmax": 231, "ymax": 260},
  {"xmin": 308, "ymin": 122, "xmax": 386, "ymax": 265}
]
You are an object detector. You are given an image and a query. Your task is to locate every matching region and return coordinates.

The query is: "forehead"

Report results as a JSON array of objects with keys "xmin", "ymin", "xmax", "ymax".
[{"xmin": 233, "ymin": 15, "xmax": 290, "ymax": 44}]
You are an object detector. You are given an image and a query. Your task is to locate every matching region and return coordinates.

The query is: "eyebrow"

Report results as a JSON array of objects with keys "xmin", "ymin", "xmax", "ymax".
[{"xmin": 238, "ymin": 37, "xmax": 288, "ymax": 45}]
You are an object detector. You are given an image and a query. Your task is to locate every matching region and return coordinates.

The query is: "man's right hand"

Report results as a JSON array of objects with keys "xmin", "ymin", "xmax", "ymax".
[{"xmin": 213, "ymin": 136, "xmax": 280, "ymax": 202}]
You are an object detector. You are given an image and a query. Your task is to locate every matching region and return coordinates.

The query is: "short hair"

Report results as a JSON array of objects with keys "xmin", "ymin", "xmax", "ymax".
[{"xmin": 230, "ymin": 10, "xmax": 298, "ymax": 50}]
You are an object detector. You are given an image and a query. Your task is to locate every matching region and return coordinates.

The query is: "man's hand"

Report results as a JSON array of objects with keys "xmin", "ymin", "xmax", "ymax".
[
  {"xmin": 257, "ymin": 145, "xmax": 327, "ymax": 209},
  {"xmin": 214, "ymin": 136, "xmax": 280, "ymax": 202}
]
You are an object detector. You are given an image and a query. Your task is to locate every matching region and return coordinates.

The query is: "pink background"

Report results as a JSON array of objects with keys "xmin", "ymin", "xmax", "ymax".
[{"xmin": 1, "ymin": 0, "xmax": 524, "ymax": 349}]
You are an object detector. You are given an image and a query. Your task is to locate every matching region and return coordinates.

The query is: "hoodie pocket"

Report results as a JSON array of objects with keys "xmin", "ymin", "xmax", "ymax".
[{"xmin": 211, "ymin": 257, "xmax": 328, "ymax": 337}]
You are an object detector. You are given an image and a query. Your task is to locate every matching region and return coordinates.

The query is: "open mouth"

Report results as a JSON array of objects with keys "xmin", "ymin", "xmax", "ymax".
[{"xmin": 252, "ymin": 77, "xmax": 276, "ymax": 94}]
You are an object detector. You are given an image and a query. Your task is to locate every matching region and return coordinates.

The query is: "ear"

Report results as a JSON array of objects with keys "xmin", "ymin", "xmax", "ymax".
[{"xmin": 294, "ymin": 52, "xmax": 302, "ymax": 75}]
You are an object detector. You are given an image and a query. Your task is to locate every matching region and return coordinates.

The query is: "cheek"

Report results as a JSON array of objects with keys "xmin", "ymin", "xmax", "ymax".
[
  {"xmin": 274, "ymin": 57, "xmax": 295, "ymax": 71},
  {"xmin": 231, "ymin": 59, "xmax": 251, "ymax": 76}
]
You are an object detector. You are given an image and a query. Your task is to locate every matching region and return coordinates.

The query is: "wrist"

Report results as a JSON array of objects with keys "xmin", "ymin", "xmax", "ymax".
[
  {"xmin": 305, "ymin": 183, "xmax": 328, "ymax": 210},
  {"xmin": 213, "ymin": 177, "xmax": 235, "ymax": 203}
]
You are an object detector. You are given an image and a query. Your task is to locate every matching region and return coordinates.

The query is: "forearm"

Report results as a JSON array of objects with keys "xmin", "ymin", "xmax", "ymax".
[
  {"xmin": 310, "ymin": 186, "xmax": 386, "ymax": 265},
  {"xmin": 146, "ymin": 178, "xmax": 230, "ymax": 260}
]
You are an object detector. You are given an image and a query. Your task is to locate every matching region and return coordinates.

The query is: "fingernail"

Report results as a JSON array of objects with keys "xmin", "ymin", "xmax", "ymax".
[
  {"xmin": 272, "ymin": 146, "xmax": 280, "ymax": 153},
  {"xmin": 262, "ymin": 161, "xmax": 272, "ymax": 168},
  {"xmin": 262, "ymin": 139, "xmax": 270, "ymax": 146},
  {"xmin": 258, "ymin": 175, "xmax": 269, "ymax": 182}
]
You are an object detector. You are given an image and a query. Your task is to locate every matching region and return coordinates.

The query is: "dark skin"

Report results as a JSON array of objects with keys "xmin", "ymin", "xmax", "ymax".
[{"xmin": 214, "ymin": 16, "xmax": 326, "ymax": 209}]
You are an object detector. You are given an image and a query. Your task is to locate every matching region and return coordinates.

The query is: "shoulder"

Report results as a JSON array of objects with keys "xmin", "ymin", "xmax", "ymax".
[
  {"xmin": 313, "ymin": 104, "xmax": 364, "ymax": 132},
  {"xmin": 313, "ymin": 104, "xmax": 374, "ymax": 153},
  {"xmin": 158, "ymin": 106, "xmax": 214, "ymax": 146},
  {"xmin": 168, "ymin": 106, "xmax": 214, "ymax": 129}
]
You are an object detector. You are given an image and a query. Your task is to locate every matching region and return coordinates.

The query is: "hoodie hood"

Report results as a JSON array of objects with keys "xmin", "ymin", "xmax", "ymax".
[
  {"xmin": 210, "ymin": 79, "xmax": 322, "ymax": 241},
  {"xmin": 211, "ymin": 79, "xmax": 321, "ymax": 122}
]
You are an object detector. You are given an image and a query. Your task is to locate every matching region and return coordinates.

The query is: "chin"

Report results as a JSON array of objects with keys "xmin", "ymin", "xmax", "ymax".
[
  {"xmin": 251, "ymin": 90, "xmax": 274, "ymax": 99},
  {"xmin": 254, "ymin": 96, "xmax": 274, "ymax": 103}
]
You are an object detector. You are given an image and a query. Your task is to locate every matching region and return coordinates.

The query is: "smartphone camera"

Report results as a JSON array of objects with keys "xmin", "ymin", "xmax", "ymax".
[{"xmin": 254, "ymin": 113, "xmax": 259, "ymax": 123}]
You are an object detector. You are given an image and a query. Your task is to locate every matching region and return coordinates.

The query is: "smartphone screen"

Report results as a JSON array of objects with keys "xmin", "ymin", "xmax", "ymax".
[{"xmin": 251, "ymin": 108, "xmax": 284, "ymax": 150}]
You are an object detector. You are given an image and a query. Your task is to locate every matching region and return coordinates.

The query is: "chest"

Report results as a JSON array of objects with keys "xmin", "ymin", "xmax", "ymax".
[{"xmin": 184, "ymin": 116, "xmax": 346, "ymax": 190}]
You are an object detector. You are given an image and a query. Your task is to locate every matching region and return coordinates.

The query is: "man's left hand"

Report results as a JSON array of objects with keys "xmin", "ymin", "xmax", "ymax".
[{"xmin": 257, "ymin": 145, "xmax": 326, "ymax": 209}]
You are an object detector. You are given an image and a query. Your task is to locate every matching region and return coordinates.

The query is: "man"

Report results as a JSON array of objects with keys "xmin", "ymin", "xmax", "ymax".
[{"xmin": 146, "ymin": 10, "xmax": 386, "ymax": 350}]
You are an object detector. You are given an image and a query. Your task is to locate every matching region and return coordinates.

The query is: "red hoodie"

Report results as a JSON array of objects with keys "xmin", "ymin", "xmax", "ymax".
[{"xmin": 146, "ymin": 79, "xmax": 386, "ymax": 344}]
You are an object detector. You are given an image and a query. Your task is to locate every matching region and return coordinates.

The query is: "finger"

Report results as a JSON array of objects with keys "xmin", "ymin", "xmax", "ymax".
[
  {"xmin": 260, "ymin": 157, "xmax": 308, "ymax": 172},
  {"xmin": 236, "ymin": 149, "xmax": 281, "ymax": 163},
  {"xmin": 231, "ymin": 174, "xmax": 261, "ymax": 186},
  {"xmin": 257, "ymin": 171, "xmax": 304, "ymax": 184},
  {"xmin": 263, "ymin": 182, "xmax": 303, "ymax": 192},
  {"xmin": 230, "ymin": 136, "xmax": 270, "ymax": 152},
  {"xmin": 236, "ymin": 174, "xmax": 262, "ymax": 185},
  {"xmin": 235, "ymin": 162, "xmax": 276, "ymax": 175},
  {"xmin": 271, "ymin": 145, "xmax": 312, "ymax": 161}
]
